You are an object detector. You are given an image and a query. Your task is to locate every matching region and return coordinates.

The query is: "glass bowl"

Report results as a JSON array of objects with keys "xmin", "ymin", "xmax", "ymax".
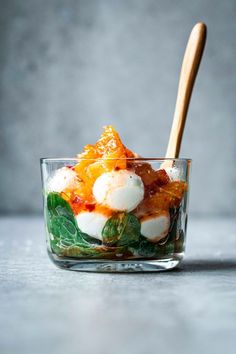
[{"xmin": 40, "ymin": 158, "xmax": 191, "ymax": 272}]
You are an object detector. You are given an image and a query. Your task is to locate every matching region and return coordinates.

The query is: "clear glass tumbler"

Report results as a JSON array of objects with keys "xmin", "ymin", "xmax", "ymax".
[{"xmin": 40, "ymin": 158, "xmax": 191, "ymax": 272}]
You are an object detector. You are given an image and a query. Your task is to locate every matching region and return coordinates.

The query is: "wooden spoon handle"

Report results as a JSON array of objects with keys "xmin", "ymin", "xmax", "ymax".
[{"xmin": 165, "ymin": 22, "xmax": 207, "ymax": 158}]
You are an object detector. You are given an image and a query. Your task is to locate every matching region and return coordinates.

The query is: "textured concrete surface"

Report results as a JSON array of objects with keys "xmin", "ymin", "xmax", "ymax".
[
  {"xmin": 0, "ymin": 216, "xmax": 236, "ymax": 354},
  {"xmin": 0, "ymin": 0, "xmax": 236, "ymax": 214}
]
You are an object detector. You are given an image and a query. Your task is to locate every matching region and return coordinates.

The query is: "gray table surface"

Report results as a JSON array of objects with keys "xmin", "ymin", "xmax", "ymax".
[{"xmin": 0, "ymin": 216, "xmax": 236, "ymax": 354}]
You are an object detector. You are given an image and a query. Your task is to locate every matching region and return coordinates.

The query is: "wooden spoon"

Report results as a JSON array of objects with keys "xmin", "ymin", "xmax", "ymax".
[{"xmin": 164, "ymin": 22, "xmax": 207, "ymax": 163}]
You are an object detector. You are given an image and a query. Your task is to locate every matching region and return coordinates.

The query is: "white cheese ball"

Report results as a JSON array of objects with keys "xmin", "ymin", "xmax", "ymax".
[
  {"xmin": 165, "ymin": 167, "xmax": 182, "ymax": 181},
  {"xmin": 141, "ymin": 211, "xmax": 170, "ymax": 243},
  {"xmin": 76, "ymin": 212, "xmax": 108, "ymax": 240},
  {"xmin": 47, "ymin": 167, "xmax": 78, "ymax": 193},
  {"xmin": 93, "ymin": 170, "xmax": 144, "ymax": 212}
]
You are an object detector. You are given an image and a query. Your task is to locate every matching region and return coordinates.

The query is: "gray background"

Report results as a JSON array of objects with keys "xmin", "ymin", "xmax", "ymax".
[{"xmin": 0, "ymin": 0, "xmax": 236, "ymax": 215}]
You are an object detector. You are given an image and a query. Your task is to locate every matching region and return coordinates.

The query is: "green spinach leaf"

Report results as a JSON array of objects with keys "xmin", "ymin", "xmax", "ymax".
[
  {"xmin": 46, "ymin": 192, "xmax": 89, "ymax": 248},
  {"xmin": 129, "ymin": 236, "xmax": 156, "ymax": 258},
  {"xmin": 129, "ymin": 235, "xmax": 175, "ymax": 258},
  {"xmin": 102, "ymin": 213, "xmax": 141, "ymax": 246},
  {"xmin": 50, "ymin": 215, "xmax": 79, "ymax": 247},
  {"xmin": 47, "ymin": 192, "xmax": 75, "ymax": 222}
]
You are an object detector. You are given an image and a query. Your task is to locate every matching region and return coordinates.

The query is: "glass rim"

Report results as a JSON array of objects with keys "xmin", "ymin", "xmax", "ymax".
[{"xmin": 40, "ymin": 157, "xmax": 192, "ymax": 163}]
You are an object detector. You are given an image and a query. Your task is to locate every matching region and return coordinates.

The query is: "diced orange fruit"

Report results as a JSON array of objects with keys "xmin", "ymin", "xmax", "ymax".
[
  {"xmin": 132, "ymin": 162, "xmax": 158, "ymax": 185},
  {"xmin": 125, "ymin": 147, "xmax": 136, "ymax": 158},
  {"xmin": 160, "ymin": 181, "xmax": 187, "ymax": 204},
  {"xmin": 75, "ymin": 126, "xmax": 131, "ymax": 179},
  {"xmin": 135, "ymin": 181, "xmax": 187, "ymax": 216},
  {"xmin": 74, "ymin": 144, "xmax": 98, "ymax": 181},
  {"xmin": 133, "ymin": 163, "xmax": 170, "ymax": 187},
  {"xmin": 154, "ymin": 169, "xmax": 170, "ymax": 186},
  {"xmin": 95, "ymin": 125, "xmax": 131, "ymax": 170},
  {"xmin": 69, "ymin": 126, "xmax": 135, "ymax": 209},
  {"xmin": 96, "ymin": 125, "xmax": 124, "ymax": 155},
  {"xmin": 86, "ymin": 161, "xmax": 110, "ymax": 186}
]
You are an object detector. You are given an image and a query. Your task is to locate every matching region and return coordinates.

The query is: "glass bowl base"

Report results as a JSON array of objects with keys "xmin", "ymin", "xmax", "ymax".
[{"xmin": 48, "ymin": 251, "xmax": 183, "ymax": 272}]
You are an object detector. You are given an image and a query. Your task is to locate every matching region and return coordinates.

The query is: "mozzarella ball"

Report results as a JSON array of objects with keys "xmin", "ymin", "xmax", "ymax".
[
  {"xmin": 47, "ymin": 167, "xmax": 78, "ymax": 192},
  {"xmin": 93, "ymin": 170, "xmax": 144, "ymax": 212},
  {"xmin": 76, "ymin": 212, "xmax": 108, "ymax": 240},
  {"xmin": 141, "ymin": 211, "xmax": 170, "ymax": 243},
  {"xmin": 165, "ymin": 167, "xmax": 182, "ymax": 181}
]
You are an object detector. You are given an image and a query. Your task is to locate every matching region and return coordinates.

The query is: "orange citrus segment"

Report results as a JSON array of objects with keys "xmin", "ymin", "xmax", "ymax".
[
  {"xmin": 132, "ymin": 163, "xmax": 170, "ymax": 187},
  {"xmin": 70, "ymin": 126, "xmax": 135, "ymax": 209},
  {"xmin": 86, "ymin": 161, "xmax": 110, "ymax": 186},
  {"xmin": 132, "ymin": 162, "xmax": 157, "ymax": 185},
  {"xmin": 96, "ymin": 126, "xmax": 125, "ymax": 156},
  {"xmin": 135, "ymin": 181, "xmax": 187, "ymax": 216},
  {"xmin": 160, "ymin": 181, "xmax": 187, "ymax": 203},
  {"xmin": 75, "ymin": 144, "xmax": 98, "ymax": 181},
  {"xmin": 95, "ymin": 125, "xmax": 129, "ymax": 170}
]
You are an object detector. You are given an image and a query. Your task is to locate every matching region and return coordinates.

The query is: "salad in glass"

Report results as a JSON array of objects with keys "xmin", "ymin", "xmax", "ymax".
[{"xmin": 41, "ymin": 126, "xmax": 191, "ymax": 272}]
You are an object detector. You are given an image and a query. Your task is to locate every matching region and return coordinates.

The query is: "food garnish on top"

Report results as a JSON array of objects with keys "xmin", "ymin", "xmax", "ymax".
[
  {"xmin": 57, "ymin": 125, "xmax": 186, "ymax": 211},
  {"xmin": 47, "ymin": 125, "xmax": 187, "ymax": 243}
]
